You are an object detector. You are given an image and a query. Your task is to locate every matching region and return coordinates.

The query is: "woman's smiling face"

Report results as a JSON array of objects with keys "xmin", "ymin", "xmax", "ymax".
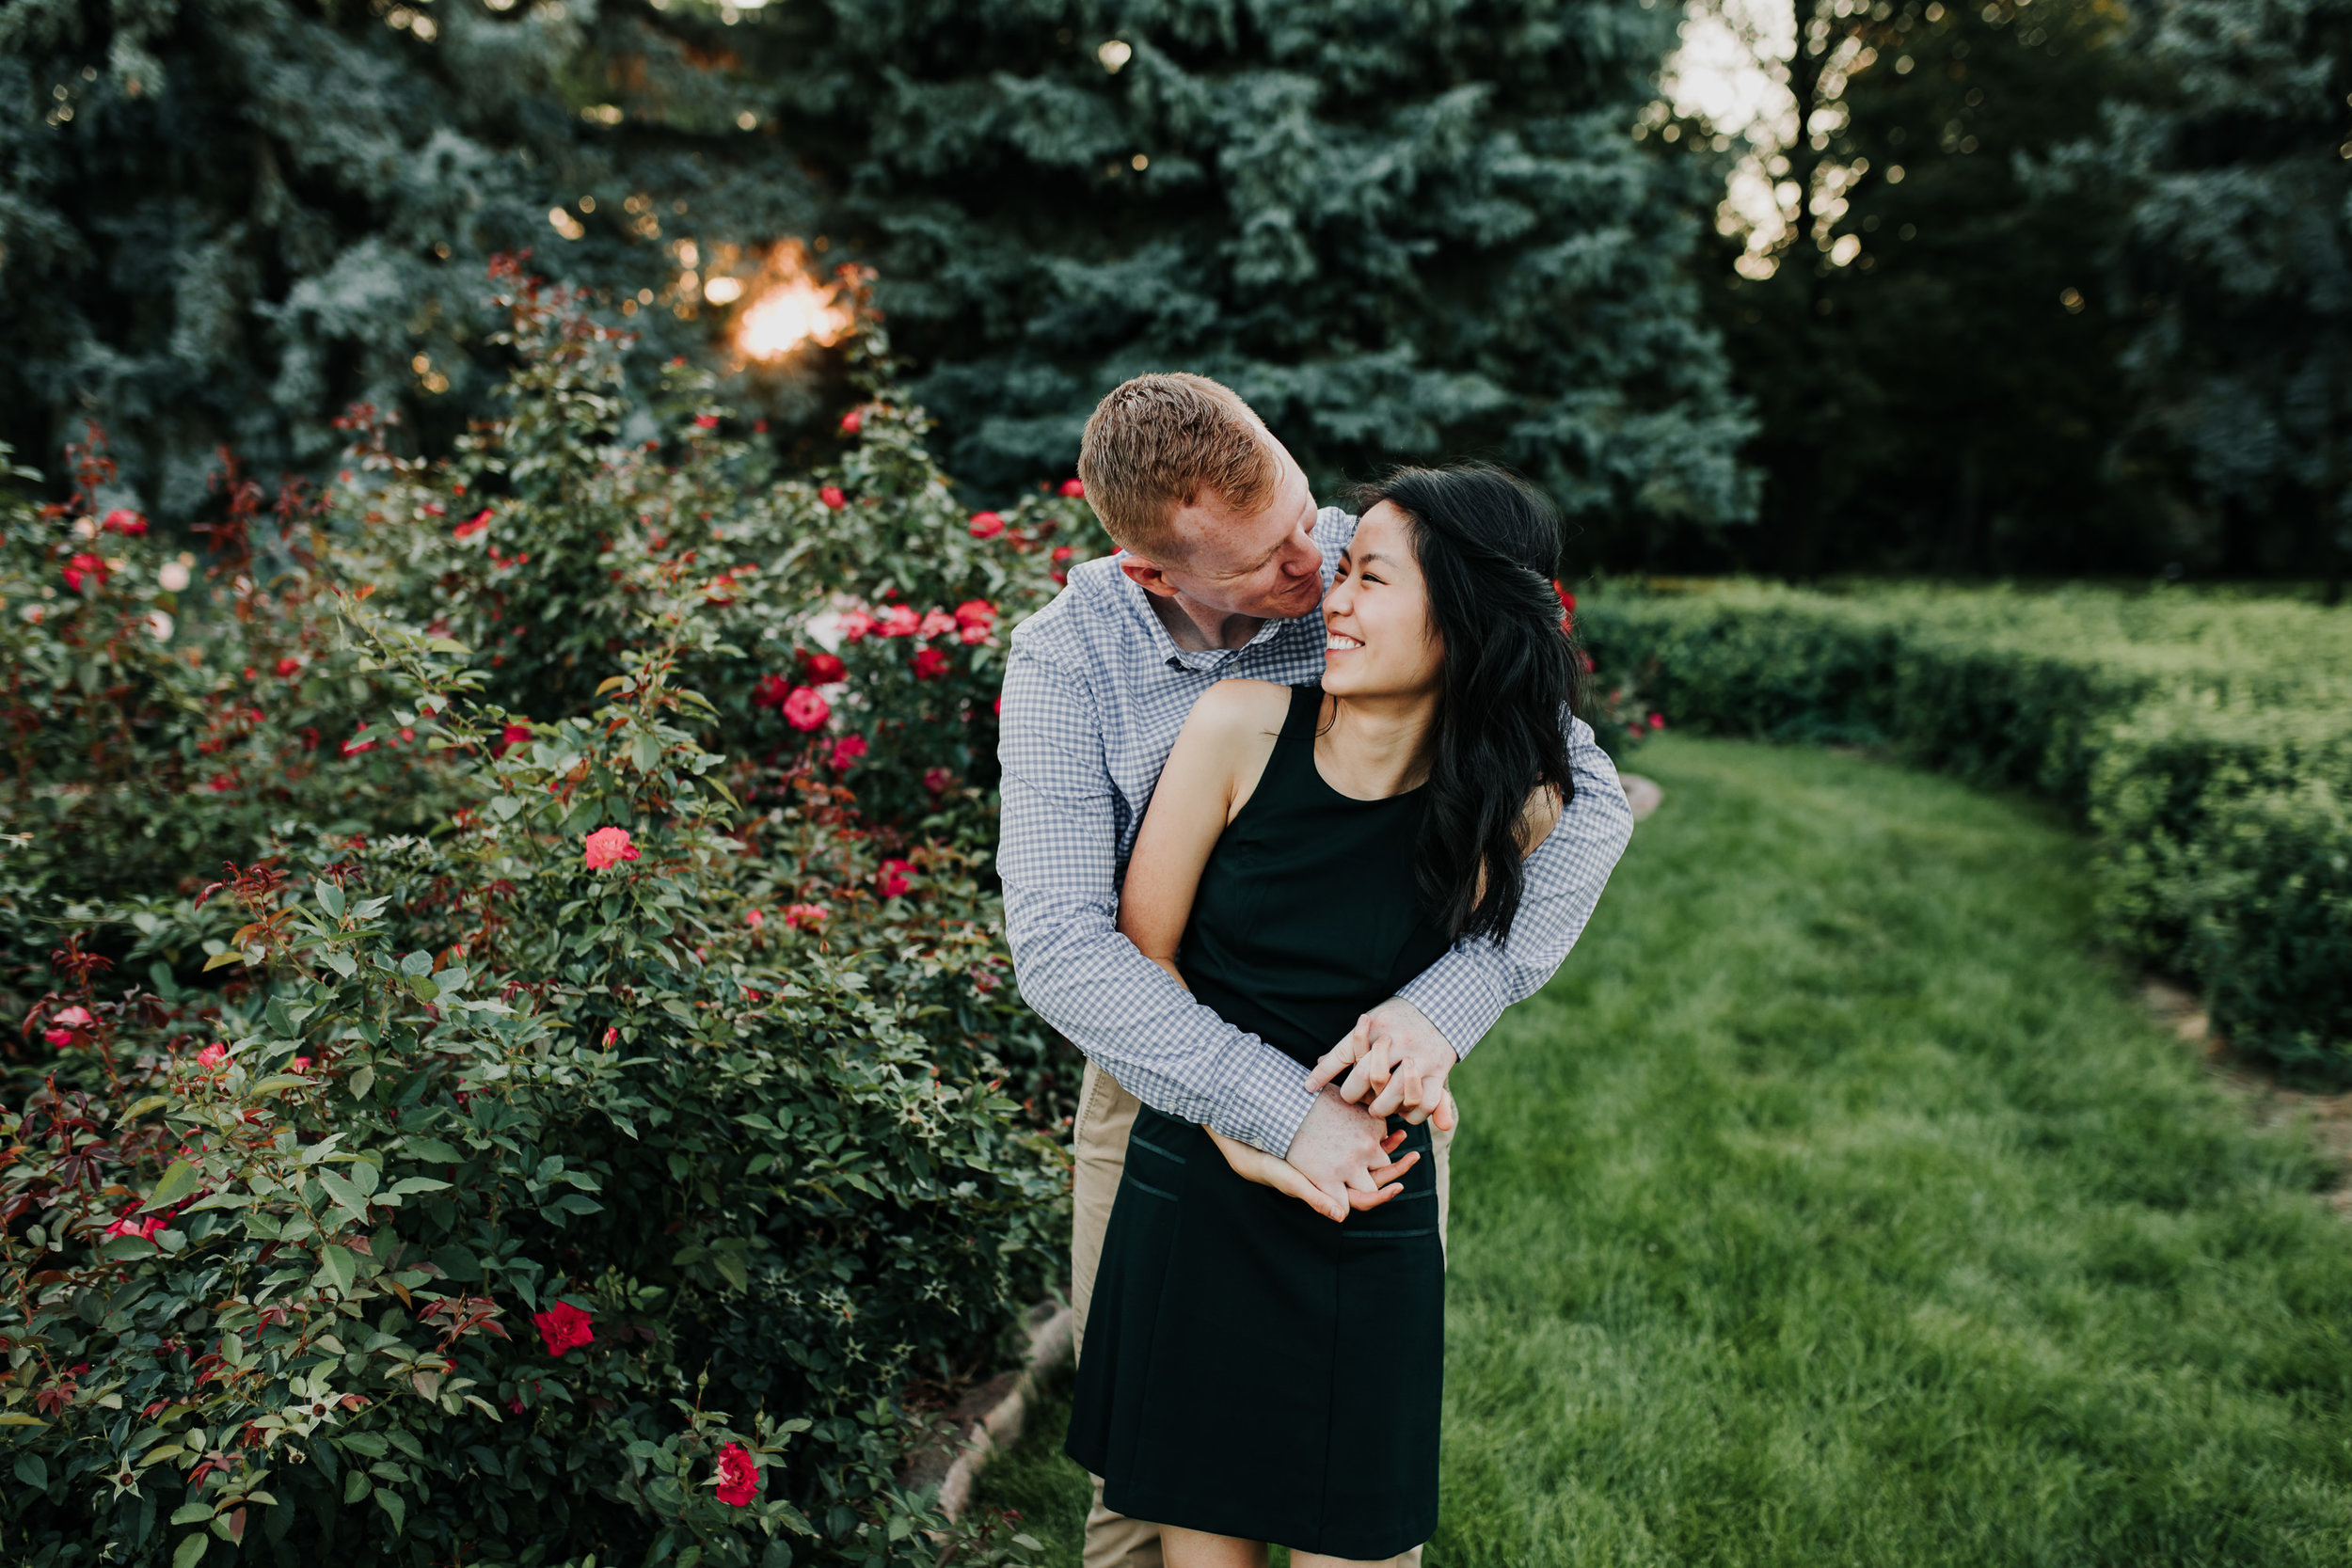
[{"xmin": 1322, "ymin": 501, "xmax": 1443, "ymax": 699}]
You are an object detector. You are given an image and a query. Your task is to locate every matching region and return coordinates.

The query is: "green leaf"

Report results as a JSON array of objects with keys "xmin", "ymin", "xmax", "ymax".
[
  {"xmin": 201, "ymin": 950, "xmax": 243, "ymax": 972},
  {"xmin": 404, "ymin": 974, "xmax": 440, "ymax": 1003},
  {"xmin": 489, "ymin": 794, "xmax": 525, "ymax": 821},
  {"xmin": 121, "ymin": 1094, "xmax": 170, "ymax": 1120},
  {"xmin": 143, "ymin": 1160, "xmax": 200, "ymax": 1212},
  {"xmin": 343, "ymin": 1471, "xmax": 373, "ymax": 1503},
  {"xmin": 324, "ymin": 950, "xmax": 358, "ymax": 979},
  {"xmin": 389, "ymin": 1177, "xmax": 452, "ymax": 1195},
  {"xmin": 426, "ymin": 637, "xmax": 470, "ymax": 655},
  {"xmin": 405, "ymin": 1137, "xmax": 463, "ymax": 1163},
  {"xmin": 400, "ymin": 950, "xmax": 434, "ymax": 976},
  {"xmin": 316, "ymin": 1244, "xmax": 357, "ymax": 1291},
  {"xmin": 336, "ymin": 1433, "xmax": 389, "ymax": 1459},
  {"xmin": 0, "ymin": 1415, "xmax": 48, "ymax": 1428},
  {"xmin": 318, "ymin": 1169, "xmax": 370, "ymax": 1222},
  {"xmin": 316, "ymin": 879, "xmax": 345, "ymax": 917},
  {"xmin": 13, "ymin": 1454, "xmax": 46, "ymax": 1489},
  {"xmin": 249, "ymin": 1075, "xmax": 311, "ymax": 1097},
  {"xmin": 169, "ymin": 1503, "xmax": 215, "ymax": 1525},
  {"xmin": 173, "ymin": 1533, "xmax": 211, "ymax": 1568},
  {"xmin": 376, "ymin": 1489, "xmax": 406, "ymax": 1534}
]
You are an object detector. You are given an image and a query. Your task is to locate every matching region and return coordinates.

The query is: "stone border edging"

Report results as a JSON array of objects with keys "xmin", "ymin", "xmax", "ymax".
[
  {"xmin": 902, "ymin": 1300, "xmax": 1076, "ymax": 1521},
  {"xmin": 1622, "ymin": 772, "xmax": 1662, "ymax": 820}
]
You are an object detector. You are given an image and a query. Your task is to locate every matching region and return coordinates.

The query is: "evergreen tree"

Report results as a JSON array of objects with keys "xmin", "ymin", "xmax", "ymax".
[
  {"xmin": 1682, "ymin": 0, "xmax": 2148, "ymax": 575},
  {"xmin": 2039, "ymin": 0, "xmax": 2352, "ymax": 581},
  {"xmin": 1, "ymin": 0, "xmax": 1756, "ymax": 551},
  {"xmin": 796, "ymin": 1, "xmax": 1758, "ymax": 546}
]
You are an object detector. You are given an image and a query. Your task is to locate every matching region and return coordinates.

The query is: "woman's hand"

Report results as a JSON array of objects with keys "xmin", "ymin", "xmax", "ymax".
[{"xmin": 1205, "ymin": 1126, "xmax": 1421, "ymax": 1223}]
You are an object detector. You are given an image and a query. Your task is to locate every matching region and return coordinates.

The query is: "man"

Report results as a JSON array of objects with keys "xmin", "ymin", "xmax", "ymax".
[{"xmin": 997, "ymin": 373, "xmax": 1633, "ymax": 1568}]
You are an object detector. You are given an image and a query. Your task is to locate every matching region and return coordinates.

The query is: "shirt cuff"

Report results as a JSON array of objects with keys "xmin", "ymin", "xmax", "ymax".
[
  {"xmin": 1207, "ymin": 1044, "xmax": 1323, "ymax": 1158},
  {"xmin": 1393, "ymin": 967, "xmax": 1504, "ymax": 1063}
]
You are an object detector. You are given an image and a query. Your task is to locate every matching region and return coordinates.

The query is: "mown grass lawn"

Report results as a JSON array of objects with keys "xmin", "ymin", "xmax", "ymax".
[{"xmin": 976, "ymin": 736, "xmax": 2352, "ymax": 1566}]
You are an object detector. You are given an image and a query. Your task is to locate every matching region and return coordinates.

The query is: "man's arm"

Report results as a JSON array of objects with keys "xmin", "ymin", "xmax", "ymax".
[
  {"xmin": 1392, "ymin": 709, "xmax": 1635, "ymax": 1053},
  {"xmin": 1309, "ymin": 709, "xmax": 1634, "ymax": 1117},
  {"xmin": 995, "ymin": 644, "xmax": 1322, "ymax": 1156}
]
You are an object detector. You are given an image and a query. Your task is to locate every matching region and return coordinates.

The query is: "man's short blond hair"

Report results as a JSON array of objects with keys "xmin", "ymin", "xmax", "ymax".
[{"xmin": 1077, "ymin": 373, "xmax": 1278, "ymax": 558}]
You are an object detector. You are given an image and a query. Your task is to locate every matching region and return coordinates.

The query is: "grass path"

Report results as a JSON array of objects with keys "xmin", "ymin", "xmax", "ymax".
[{"xmin": 977, "ymin": 737, "xmax": 2352, "ymax": 1565}]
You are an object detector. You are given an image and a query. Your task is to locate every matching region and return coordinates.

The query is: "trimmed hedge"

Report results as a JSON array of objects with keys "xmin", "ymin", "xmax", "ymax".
[{"xmin": 1580, "ymin": 581, "xmax": 2352, "ymax": 1073}]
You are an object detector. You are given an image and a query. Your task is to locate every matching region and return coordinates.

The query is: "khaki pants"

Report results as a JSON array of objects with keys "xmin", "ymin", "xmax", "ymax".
[{"xmin": 1070, "ymin": 1060, "xmax": 1452, "ymax": 1568}]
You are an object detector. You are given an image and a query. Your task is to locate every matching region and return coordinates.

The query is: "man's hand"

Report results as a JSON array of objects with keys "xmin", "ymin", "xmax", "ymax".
[
  {"xmin": 1211, "ymin": 1118, "xmax": 1415, "ymax": 1224},
  {"xmin": 1275, "ymin": 1086, "xmax": 1420, "ymax": 1221},
  {"xmin": 1306, "ymin": 996, "xmax": 1461, "ymax": 1129}
]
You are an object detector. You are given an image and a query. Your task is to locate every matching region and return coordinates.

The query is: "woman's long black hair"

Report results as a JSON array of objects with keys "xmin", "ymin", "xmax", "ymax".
[{"xmin": 1346, "ymin": 464, "xmax": 1581, "ymax": 945}]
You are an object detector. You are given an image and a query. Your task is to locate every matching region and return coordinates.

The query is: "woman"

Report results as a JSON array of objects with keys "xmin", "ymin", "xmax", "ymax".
[{"xmin": 1064, "ymin": 465, "xmax": 1581, "ymax": 1567}]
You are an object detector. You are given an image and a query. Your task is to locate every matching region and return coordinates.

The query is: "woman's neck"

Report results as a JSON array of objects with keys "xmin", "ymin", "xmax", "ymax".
[{"xmin": 1315, "ymin": 689, "xmax": 1439, "ymax": 800}]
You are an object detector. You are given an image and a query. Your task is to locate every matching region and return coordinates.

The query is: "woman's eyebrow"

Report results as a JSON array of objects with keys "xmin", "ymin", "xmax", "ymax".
[{"xmin": 1356, "ymin": 550, "xmax": 1398, "ymax": 569}]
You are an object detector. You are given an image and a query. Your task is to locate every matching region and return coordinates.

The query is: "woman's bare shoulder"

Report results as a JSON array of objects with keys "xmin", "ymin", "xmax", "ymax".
[{"xmin": 1182, "ymin": 678, "xmax": 1293, "ymax": 740}]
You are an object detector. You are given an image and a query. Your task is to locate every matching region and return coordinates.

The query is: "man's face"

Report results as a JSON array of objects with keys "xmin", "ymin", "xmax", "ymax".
[{"xmin": 1120, "ymin": 436, "xmax": 1326, "ymax": 623}]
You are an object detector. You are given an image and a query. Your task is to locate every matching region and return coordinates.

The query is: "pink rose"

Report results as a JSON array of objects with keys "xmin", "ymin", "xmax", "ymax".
[
  {"xmin": 42, "ymin": 1028, "xmax": 72, "ymax": 1049},
  {"xmin": 839, "ymin": 409, "xmax": 863, "ymax": 434},
  {"xmin": 829, "ymin": 734, "xmax": 868, "ymax": 769},
  {"xmin": 102, "ymin": 509, "xmax": 148, "ymax": 535},
  {"xmin": 875, "ymin": 605, "xmax": 921, "ymax": 639},
  {"xmin": 694, "ymin": 414, "xmax": 721, "ymax": 430},
  {"xmin": 818, "ymin": 486, "xmax": 847, "ymax": 510},
  {"xmin": 196, "ymin": 1043, "xmax": 229, "ymax": 1068},
  {"xmin": 782, "ymin": 686, "xmax": 831, "ymax": 732},
  {"xmin": 918, "ymin": 609, "xmax": 959, "ymax": 640},
  {"xmin": 837, "ymin": 610, "xmax": 875, "ymax": 642},
  {"xmin": 968, "ymin": 511, "xmax": 1005, "ymax": 539},
  {"xmin": 602, "ymin": 1027, "xmax": 619, "ymax": 1047},
  {"xmin": 785, "ymin": 902, "xmax": 830, "ymax": 930},
  {"xmin": 583, "ymin": 827, "xmax": 640, "ymax": 869},
  {"xmin": 744, "ymin": 908, "xmax": 766, "ymax": 928},
  {"xmin": 877, "ymin": 859, "xmax": 914, "ymax": 899},
  {"xmin": 54, "ymin": 1006, "xmax": 92, "ymax": 1027},
  {"xmin": 1060, "ymin": 478, "xmax": 1086, "ymax": 498},
  {"xmin": 924, "ymin": 767, "xmax": 953, "ymax": 795},
  {"xmin": 954, "ymin": 599, "xmax": 998, "ymax": 632}
]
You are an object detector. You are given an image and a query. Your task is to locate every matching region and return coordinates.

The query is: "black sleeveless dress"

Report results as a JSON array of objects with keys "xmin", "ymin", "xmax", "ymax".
[{"xmin": 1065, "ymin": 684, "xmax": 1452, "ymax": 1560}]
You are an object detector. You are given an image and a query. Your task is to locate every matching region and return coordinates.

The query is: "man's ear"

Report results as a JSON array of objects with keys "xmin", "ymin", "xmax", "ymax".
[{"xmin": 1119, "ymin": 554, "xmax": 1181, "ymax": 598}]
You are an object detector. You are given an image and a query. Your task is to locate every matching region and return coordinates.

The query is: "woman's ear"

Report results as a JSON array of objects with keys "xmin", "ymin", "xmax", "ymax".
[{"xmin": 1120, "ymin": 554, "xmax": 1181, "ymax": 599}]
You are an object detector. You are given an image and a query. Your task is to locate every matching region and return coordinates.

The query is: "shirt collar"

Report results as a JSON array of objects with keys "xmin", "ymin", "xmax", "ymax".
[{"xmin": 1112, "ymin": 551, "xmax": 1306, "ymax": 673}]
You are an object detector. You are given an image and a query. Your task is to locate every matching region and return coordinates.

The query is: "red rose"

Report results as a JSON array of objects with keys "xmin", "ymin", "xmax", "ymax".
[
  {"xmin": 102, "ymin": 509, "xmax": 148, "ymax": 535},
  {"xmin": 968, "ymin": 511, "xmax": 1005, "ymax": 539},
  {"xmin": 1649, "ymin": 712, "xmax": 1666, "ymax": 729},
  {"xmin": 276, "ymin": 657, "xmax": 301, "ymax": 677},
  {"xmin": 1060, "ymin": 478, "xmax": 1086, "ymax": 498},
  {"xmin": 532, "ymin": 1301, "xmax": 596, "ymax": 1356},
  {"xmin": 342, "ymin": 725, "xmax": 377, "ymax": 756},
  {"xmin": 837, "ymin": 609, "xmax": 875, "ymax": 642},
  {"xmin": 829, "ymin": 734, "xmax": 867, "ymax": 769},
  {"xmin": 800, "ymin": 650, "xmax": 847, "ymax": 684},
  {"xmin": 694, "ymin": 414, "xmax": 721, "ymax": 430},
  {"xmin": 818, "ymin": 486, "xmax": 847, "ymax": 510},
  {"xmin": 918, "ymin": 608, "xmax": 959, "ymax": 640},
  {"xmin": 877, "ymin": 859, "xmax": 914, "ymax": 899},
  {"xmin": 752, "ymin": 673, "xmax": 792, "ymax": 710},
  {"xmin": 912, "ymin": 647, "xmax": 951, "ymax": 681},
  {"xmin": 715, "ymin": 1442, "xmax": 758, "ymax": 1507},
  {"xmin": 839, "ymin": 409, "xmax": 863, "ymax": 434},
  {"xmin": 924, "ymin": 766, "xmax": 953, "ymax": 795},
  {"xmin": 453, "ymin": 509, "xmax": 492, "ymax": 540},
  {"xmin": 63, "ymin": 552, "xmax": 107, "ymax": 592},
  {"xmin": 496, "ymin": 723, "xmax": 532, "ymax": 755},
  {"xmin": 782, "ymin": 686, "xmax": 831, "ymax": 731}
]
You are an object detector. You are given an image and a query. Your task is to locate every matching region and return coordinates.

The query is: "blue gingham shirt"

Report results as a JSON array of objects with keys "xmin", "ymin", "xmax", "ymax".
[{"xmin": 997, "ymin": 506, "xmax": 1634, "ymax": 1156}]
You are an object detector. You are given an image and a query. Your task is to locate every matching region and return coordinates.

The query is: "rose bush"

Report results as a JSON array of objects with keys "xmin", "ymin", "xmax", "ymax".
[{"xmin": 0, "ymin": 263, "xmax": 1099, "ymax": 1567}]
